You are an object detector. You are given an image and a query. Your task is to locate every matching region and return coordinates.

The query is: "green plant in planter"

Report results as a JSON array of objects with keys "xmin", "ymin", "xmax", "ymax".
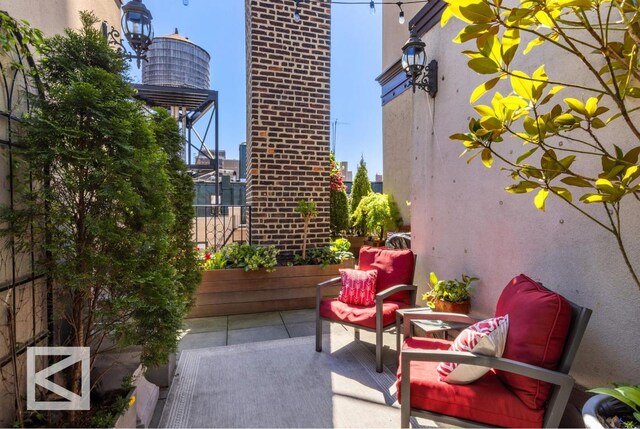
[
  {"xmin": 295, "ymin": 199, "xmax": 317, "ymax": 259},
  {"xmin": 204, "ymin": 243, "xmax": 279, "ymax": 272},
  {"xmin": 589, "ymin": 384, "xmax": 640, "ymax": 425},
  {"xmin": 351, "ymin": 193, "xmax": 402, "ymax": 241},
  {"xmin": 350, "ymin": 156, "xmax": 373, "ymax": 236},
  {"xmin": 422, "ymin": 272, "xmax": 479, "ymax": 307},
  {"xmin": 330, "ymin": 153, "xmax": 350, "ymax": 236},
  {"xmin": 293, "ymin": 238, "xmax": 354, "ymax": 267}
]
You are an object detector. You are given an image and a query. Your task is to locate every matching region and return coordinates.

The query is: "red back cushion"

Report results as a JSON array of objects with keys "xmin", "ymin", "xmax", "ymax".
[
  {"xmin": 495, "ymin": 274, "xmax": 572, "ymax": 410},
  {"xmin": 358, "ymin": 246, "xmax": 415, "ymax": 303}
]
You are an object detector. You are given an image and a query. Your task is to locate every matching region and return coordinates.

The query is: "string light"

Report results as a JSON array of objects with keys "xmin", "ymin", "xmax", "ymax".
[
  {"xmin": 291, "ymin": 1, "xmax": 430, "ymax": 23},
  {"xmin": 397, "ymin": 2, "xmax": 405, "ymax": 24},
  {"xmin": 294, "ymin": 0, "xmax": 302, "ymax": 22}
]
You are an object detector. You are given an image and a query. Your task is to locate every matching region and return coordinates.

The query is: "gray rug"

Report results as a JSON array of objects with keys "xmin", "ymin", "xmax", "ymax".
[{"xmin": 159, "ymin": 334, "xmax": 433, "ymax": 428}]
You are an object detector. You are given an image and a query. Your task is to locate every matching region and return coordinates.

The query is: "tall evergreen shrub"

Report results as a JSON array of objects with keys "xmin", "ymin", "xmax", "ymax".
[
  {"xmin": 350, "ymin": 156, "xmax": 372, "ymax": 235},
  {"xmin": 330, "ymin": 153, "xmax": 349, "ymax": 236},
  {"xmin": 1, "ymin": 13, "xmax": 200, "ymax": 413}
]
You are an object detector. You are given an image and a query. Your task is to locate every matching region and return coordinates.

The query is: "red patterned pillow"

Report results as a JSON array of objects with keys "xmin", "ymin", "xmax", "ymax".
[
  {"xmin": 338, "ymin": 269, "xmax": 378, "ymax": 306},
  {"xmin": 436, "ymin": 315, "xmax": 509, "ymax": 384}
]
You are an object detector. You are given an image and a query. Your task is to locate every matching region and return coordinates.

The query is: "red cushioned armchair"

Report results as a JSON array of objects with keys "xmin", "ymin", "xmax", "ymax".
[
  {"xmin": 398, "ymin": 274, "xmax": 592, "ymax": 428},
  {"xmin": 315, "ymin": 246, "xmax": 417, "ymax": 373}
]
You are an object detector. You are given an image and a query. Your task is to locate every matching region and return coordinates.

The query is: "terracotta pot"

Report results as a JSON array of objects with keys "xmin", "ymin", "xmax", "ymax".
[{"xmin": 433, "ymin": 299, "xmax": 470, "ymax": 314}]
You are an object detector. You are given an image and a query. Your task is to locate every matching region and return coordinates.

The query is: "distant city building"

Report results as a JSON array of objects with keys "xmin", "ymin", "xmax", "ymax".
[
  {"xmin": 340, "ymin": 161, "xmax": 353, "ymax": 182},
  {"xmin": 239, "ymin": 142, "xmax": 247, "ymax": 179},
  {"xmin": 375, "ymin": 173, "xmax": 383, "ymax": 182},
  {"xmin": 344, "ymin": 180, "xmax": 383, "ymax": 195}
]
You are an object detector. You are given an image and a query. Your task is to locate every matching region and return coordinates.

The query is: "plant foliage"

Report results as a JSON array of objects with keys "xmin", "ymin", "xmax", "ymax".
[
  {"xmin": 203, "ymin": 243, "xmax": 279, "ymax": 272},
  {"xmin": 351, "ymin": 193, "xmax": 402, "ymax": 241},
  {"xmin": 422, "ymin": 272, "xmax": 479, "ymax": 305},
  {"xmin": 443, "ymin": 0, "xmax": 640, "ymax": 289},
  {"xmin": 589, "ymin": 384, "xmax": 640, "ymax": 425},
  {"xmin": 295, "ymin": 199, "xmax": 317, "ymax": 259},
  {"xmin": 0, "ymin": 13, "xmax": 200, "ymax": 416},
  {"xmin": 293, "ymin": 238, "xmax": 354, "ymax": 267},
  {"xmin": 350, "ymin": 156, "xmax": 373, "ymax": 236},
  {"xmin": 330, "ymin": 153, "xmax": 350, "ymax": 236}
]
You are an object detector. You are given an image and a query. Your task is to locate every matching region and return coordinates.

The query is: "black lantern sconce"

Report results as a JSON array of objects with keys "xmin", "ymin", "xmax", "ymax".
[
  {"xmin": 102, "ymin": 0, "xmax": 154, "ymax": 68},
  {"xmin": 401, "ymin": 26, "xmax": 437, "ymax": 97}
]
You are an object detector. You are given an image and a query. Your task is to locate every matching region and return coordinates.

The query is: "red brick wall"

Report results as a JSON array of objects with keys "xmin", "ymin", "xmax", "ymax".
[{"xmin": 246, "ymin": 0, "xmax": 331, "ymax": 255}]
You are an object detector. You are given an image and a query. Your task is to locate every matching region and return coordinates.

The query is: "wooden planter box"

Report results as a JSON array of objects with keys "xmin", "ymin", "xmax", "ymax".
[{"xmin": 188, "ymin": 259, "xmax": 355, "ymax": 318}]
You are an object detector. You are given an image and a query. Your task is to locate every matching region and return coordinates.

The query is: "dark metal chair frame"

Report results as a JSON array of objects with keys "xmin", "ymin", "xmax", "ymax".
[
  {"xmin": 315, "ymin": 255, "xmax": 418, "ymax": 373},
  {"xmin": 399, "ymin": 296, "xmax": 592, "ymax": 428}
]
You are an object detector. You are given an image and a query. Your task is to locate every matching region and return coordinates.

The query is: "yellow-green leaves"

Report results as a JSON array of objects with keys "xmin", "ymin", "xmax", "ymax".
[
  {"xmin": 502, "ymin": 28, "xmax": 520, "ymax": 66},
  {"xmin": 442, "ymin": 0, "xmax": 496, "ymax": 25},
  {"xmin": 481, "ymin": 148, "xmax": 494, "ymax": 167},
  {"xmin": 511, "ymin": 71, "xmax": 535, "ymax": 100},
  {"xmin": 534, "ymin": 189, "xmax": 549, "ymax": 210},
  {"xmin": 469, "ymin": 57, "xmax": 501, "ymax": 74},
  {"xmin": 470, "ymin": 76, "xmax": 502, "ymax": 102}
]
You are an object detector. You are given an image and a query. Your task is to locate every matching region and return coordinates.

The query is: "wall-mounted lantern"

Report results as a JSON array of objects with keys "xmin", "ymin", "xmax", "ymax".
[
  {"xmin": 401, "ymin": 26, "xmax": 437, "ymax": 97},
  {"xmin": 102, "ymin": 0, "xmax": 154, "ymax": 68}
]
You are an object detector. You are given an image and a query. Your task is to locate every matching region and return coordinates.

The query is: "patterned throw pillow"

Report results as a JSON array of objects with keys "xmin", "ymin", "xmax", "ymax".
[
  {"xmin": 436, "ymin": 315, "xmax": 509, "ymax": 384},
  {"xmin": 338, "ymin": 269, "xmax": 378, "ymax": 306}
]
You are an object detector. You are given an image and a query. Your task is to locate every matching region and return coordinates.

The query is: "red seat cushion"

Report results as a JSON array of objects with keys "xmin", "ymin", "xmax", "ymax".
[
  {"xmin": 358, "ymin": 246, "xmax": 414, "ymax": 303},
  {"xmin": 397, "ymin": 337, "xmax": 544, "ymax": 428},
  {"xmin": 319, "ymin": 298, "xmax": 407, "ymax": 329},
  {"xmin": 495, "ymin": 274, "xmax": 572, "ymax": 410}
]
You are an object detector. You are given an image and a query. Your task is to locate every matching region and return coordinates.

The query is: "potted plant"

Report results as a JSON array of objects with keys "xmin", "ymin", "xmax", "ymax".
[
  {"xmin": 422, "ymin": 272, "xmax": 478, "ymax": 314},
  {"xmin": 295, "ymin": 199, "xmax": 317, "ymax": 259},
  {"xmin": 583, "ymin": 384, "xmax": 640, "ymax": 429},
  {"xmin": 352, "ymin": 192, "xmax": 402, "ymax": 246}
]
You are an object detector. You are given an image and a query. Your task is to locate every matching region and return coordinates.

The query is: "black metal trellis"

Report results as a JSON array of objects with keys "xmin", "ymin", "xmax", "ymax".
[{"xmin": 0, "ymin": 17, "xmax": 50, "ymax": 375}]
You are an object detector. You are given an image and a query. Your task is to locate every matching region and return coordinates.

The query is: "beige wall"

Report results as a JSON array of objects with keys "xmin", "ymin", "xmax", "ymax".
[
  {"xmin": 381, "ymin": 3, "xmax": 423, "ymax": 70},
  {"xmin": 382, "ymin": 6, "xmax": 640, "ymax": 387},
  {"xmin": 380, "ymin": 5, "xmax": 425, "ymax": 224},
  {"xmin": 0, "ymin": 0, "xmax": 121, "ymax": 37}
]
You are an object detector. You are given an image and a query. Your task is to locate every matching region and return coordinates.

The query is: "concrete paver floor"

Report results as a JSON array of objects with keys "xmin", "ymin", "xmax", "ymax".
[
  {"xmin": 150, "ymin": 309, "xmax": 587, "ymax": 428},
  {"xmin": 150, "ymin": 309, "xmax": 402, "ymax": 427}
]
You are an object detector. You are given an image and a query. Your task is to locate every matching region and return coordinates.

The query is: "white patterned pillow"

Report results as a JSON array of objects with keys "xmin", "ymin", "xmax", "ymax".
[
  {"xmin": 338, "ymin": 269, "xmax": 378, "ymax": 306},
  {"xmin": 437, "ymin": 315, "xmax": 509, "ymax": 384}
]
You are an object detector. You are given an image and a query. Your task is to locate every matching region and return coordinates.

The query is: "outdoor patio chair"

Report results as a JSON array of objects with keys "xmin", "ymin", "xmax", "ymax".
[
  {"xmin": 316, "ymin": 246, "xmax": 417, "ymax": 372},
  {"xmin": 398, "ymin": 274, "xmax": 592, "ymax": 428}
]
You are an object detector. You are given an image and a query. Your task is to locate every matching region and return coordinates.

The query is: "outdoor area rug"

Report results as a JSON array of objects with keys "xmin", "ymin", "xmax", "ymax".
[{"xmin": 159, "ymin": 334, "xmax": 433, "ymax": 428}]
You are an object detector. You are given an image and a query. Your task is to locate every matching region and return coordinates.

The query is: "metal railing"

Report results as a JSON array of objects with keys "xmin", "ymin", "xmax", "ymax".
[{"xmin": 193, "ymin": 205, "xmax": 252, "ymax": 251}]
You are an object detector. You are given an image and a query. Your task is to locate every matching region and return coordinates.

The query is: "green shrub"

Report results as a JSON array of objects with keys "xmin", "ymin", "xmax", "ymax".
[
  {"xmin": 330, "ymin": 189, "xmax": 350, "ymax": 236},
  {"xmin": 350, "ymin": 157, "xmax": 372, "ymax": 235},
  {"xmin": 204, "ymin": 243, "xmax": 279, "ymax": 272},
  {"xmin": 330, "ymin": 154, "xmax": 350, "ymax": 236},
  {"xmin": 293, "ymin": 238, "xmax": 354, "ymax": 267},
  {"xmin": 351, "ymin": 193, "xmax": 402, "ymax": 240}
]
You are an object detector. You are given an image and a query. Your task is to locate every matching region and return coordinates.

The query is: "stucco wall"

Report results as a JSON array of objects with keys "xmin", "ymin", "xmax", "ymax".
[
  {"xmin": 380, "ymin": 4, "xmax": 423, "ymax": 225},
  {"xmin": 382, "ymin": 95, "xmax": 413, "ymax": 224},
  {"xmin": 382, "ymin": 5, "xmax": 640, "ymax": 387},
  {"xmin": 0, "ymin": 0, "xmax": 121, "ymax": 36}
]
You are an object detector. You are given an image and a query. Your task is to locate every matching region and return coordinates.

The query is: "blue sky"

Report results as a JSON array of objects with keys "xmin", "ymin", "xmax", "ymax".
[{"xmin": 130, "ymin": 0, "xmax": 383, "ymax": 180}]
